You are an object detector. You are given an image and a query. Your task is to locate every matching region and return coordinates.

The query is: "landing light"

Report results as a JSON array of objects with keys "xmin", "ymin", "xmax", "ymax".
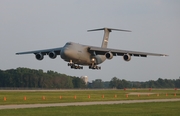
[{"xmin": 92, "ymin": 58, "xmax": 95, "ymax": 61}]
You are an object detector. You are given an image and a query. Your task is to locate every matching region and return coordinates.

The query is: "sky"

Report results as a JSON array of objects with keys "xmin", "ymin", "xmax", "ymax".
[{"xmin": 0, "ymin": 0, "xmax": 180, "ymax": 82}]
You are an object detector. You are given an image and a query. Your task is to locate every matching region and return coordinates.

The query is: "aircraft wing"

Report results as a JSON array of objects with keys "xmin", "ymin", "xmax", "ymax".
[
  {"xmin": 16, "ymin": 47, "xmax": 62, "ymax": 55},
  {"xmin": 88, "ymin": 46, "xmax": 168, "ymax": 57}
]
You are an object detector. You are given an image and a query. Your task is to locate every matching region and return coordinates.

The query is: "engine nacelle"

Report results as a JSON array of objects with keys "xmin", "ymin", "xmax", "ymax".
[
  {"xmin": 48, "ymin": 51, "xmax": 57, "ymax": 59},
  {"xmin": 105, "ymin": 52, "xmax": 113, "ymax": 59},
  {"xmin": 35, "ymin": 53, "xmax": 44, "ymax": 60},
  {"xmin": 123, "ymin": 54, "xmax": 131, "ymax": 61}
]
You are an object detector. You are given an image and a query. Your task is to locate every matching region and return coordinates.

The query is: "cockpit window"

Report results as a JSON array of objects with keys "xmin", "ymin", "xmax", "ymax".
[{"xmin": 66, "ymin": 42, "xmax": 72, "ymax": 45}]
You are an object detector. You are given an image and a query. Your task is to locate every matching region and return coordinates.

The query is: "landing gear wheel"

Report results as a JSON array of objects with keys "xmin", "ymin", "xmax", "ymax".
[
  {"xmin": 71, "ymin": 66, "xmax": 74, "ymax": 69},
  {"xmin": 89, "ymin": 66, "xmax": 91, "ymax": 69}
]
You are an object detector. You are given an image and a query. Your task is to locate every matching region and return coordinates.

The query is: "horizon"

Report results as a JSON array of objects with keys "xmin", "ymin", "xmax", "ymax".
[{"xmin": 1, "ymin": 67, "xmax": 179, "ymax": 83}]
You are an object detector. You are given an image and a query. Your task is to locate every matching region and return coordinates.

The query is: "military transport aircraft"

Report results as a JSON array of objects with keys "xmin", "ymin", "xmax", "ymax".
[{"xmin": 16, "ymin": 28, "xmax": 167, "ymax": 70}]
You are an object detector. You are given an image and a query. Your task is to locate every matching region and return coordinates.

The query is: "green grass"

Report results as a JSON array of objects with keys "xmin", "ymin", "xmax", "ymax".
[
  {"xmin": 0, "ymin": 89, "xmax": 179, "ymax": 105},
  {"xmin": 0, "ymin": 101, "xmax": 180, "ymax": 116}
]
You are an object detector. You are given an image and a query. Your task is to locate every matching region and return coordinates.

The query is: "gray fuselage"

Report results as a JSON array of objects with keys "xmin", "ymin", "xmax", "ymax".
[{"xmin": 60, "ymin": 42, "xmax": 106, "ymax": 66}]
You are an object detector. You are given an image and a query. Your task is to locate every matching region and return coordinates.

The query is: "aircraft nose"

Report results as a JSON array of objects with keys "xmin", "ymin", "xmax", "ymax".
[
  {"xmin": 64, "ymin": 48, "xmax": 71, "ymax": 56},
  {"xmin": 61, "ymin": 48, "xmax": 71, "ymax": 59}
]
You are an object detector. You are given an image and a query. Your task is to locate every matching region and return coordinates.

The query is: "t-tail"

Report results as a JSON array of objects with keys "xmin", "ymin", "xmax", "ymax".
[{"xmin": 88, "ymin": 28, "xmax": 131, "ymax": 48}]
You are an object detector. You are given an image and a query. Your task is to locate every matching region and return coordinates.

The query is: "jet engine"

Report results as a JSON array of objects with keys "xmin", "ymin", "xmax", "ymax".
[
  {"xmin": 105, "ymin": 52, "xmax": 113, "ymax": 59},
  {"xmin": 35, "ymin": 53, "xmax": 44, "ymax": 60},
  {"xmin": 123, "ymin": 54, "xmax": 131, "ymax": 61},
  {"xmin": 48, "ymin": 51, "xmax": 57, "ymax": 59}
]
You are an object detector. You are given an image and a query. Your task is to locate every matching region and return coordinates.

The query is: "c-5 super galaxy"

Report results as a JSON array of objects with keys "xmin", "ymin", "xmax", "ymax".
[{"xmin": 16, "ymin": 28, "xmax": 167, "ymax": 70}]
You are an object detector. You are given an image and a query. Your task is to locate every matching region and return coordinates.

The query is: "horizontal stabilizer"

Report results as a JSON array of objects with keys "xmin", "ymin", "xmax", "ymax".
[{"xmin": 87, "ymin": 28, "xmax": 131, "ymax": 32}]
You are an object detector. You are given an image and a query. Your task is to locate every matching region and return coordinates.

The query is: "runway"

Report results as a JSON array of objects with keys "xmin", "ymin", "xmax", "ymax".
[{"xmin": 0, "ymin": 98, "xmax": 180, "ymax": 110}]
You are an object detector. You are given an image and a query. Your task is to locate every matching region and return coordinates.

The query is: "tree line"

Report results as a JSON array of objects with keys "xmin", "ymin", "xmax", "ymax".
[
  {"xmin": 109, "ymin": 77, "xmax": 180, "ymax": 89},
  {"xmin": 0, "ymin": 68, "xmax": 179, "ymax": 89},
  {"xmin": 0, "ymin": 68, "xmax": 86, "ymax": 88},
  {"xmin": 88, "ymin": 77, "xmax": 180, "ymax": 89}
]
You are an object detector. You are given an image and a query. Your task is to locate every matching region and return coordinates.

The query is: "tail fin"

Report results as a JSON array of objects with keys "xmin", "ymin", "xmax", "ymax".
[{"xmin": 88, "ymin": 28, "xmax": 131, "ymax": 48}]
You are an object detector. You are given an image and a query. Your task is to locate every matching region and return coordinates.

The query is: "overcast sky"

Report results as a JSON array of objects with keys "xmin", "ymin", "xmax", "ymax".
[{"xmin": 0, "ymin": 0, "xmax": 180, "ymax": 82}]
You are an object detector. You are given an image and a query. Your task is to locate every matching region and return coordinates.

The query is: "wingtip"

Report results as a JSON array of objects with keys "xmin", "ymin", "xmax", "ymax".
[{"xmin": 162, "ymin": 54, "xmax": 168, "ymax": 57}]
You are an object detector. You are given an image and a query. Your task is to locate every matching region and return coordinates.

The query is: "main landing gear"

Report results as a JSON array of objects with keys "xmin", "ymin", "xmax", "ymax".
[
  {"xmin": 67, "ymin": 60, "xmax": 101, "ymax": 70},
  {"xmin": 67, "ymin": 62, "xmax": 83, "ymax": 69},
  {"xmin": 89, "ymin": 65, "xmax": 101, "ymax": 70}
]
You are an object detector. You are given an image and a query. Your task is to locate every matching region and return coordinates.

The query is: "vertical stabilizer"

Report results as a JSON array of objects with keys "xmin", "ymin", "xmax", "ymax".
[
  {"xmin": 101, "ymin": 28, "xmax": 111, "ymax": 48},
  {"xmin": 87, "ymin": 28, "xmax": 131, "ymax": 48}
]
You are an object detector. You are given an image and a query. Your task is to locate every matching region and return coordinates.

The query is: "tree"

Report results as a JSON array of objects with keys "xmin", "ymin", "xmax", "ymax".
[
  {"xmin": 72, "ymin": 77, "xmax": 86, "ymax": 88},
  {"xmin": 92, "ymin": 79, "xmax": 104, "ymax": 88},
  {"xmin": 109, "ymin": 77, "xmax": 119, "ymax": 88}
]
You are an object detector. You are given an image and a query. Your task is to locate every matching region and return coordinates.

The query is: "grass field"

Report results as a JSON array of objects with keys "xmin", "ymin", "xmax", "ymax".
[
  {"xmin": 0, "ymin": 89, "xmax": 180, "ymax": 116},
  {"xmin": 0, "ymin": 89, "xmax": 179, "ymax": 105},
  {"xmin": 0, "ymin": 101, "xmax": 180, "ymax": 116}
]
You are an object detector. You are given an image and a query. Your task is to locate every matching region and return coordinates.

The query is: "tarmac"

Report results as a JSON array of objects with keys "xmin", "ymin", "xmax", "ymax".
[{"xmin": 0, "ymin": 98, "xmax": 180, "ymax": 110}]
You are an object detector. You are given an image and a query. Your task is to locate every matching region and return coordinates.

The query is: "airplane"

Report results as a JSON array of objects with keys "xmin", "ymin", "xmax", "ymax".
[{"xmin": 16, "ymin": 28, "xmax": 168, "ymax": 70}]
